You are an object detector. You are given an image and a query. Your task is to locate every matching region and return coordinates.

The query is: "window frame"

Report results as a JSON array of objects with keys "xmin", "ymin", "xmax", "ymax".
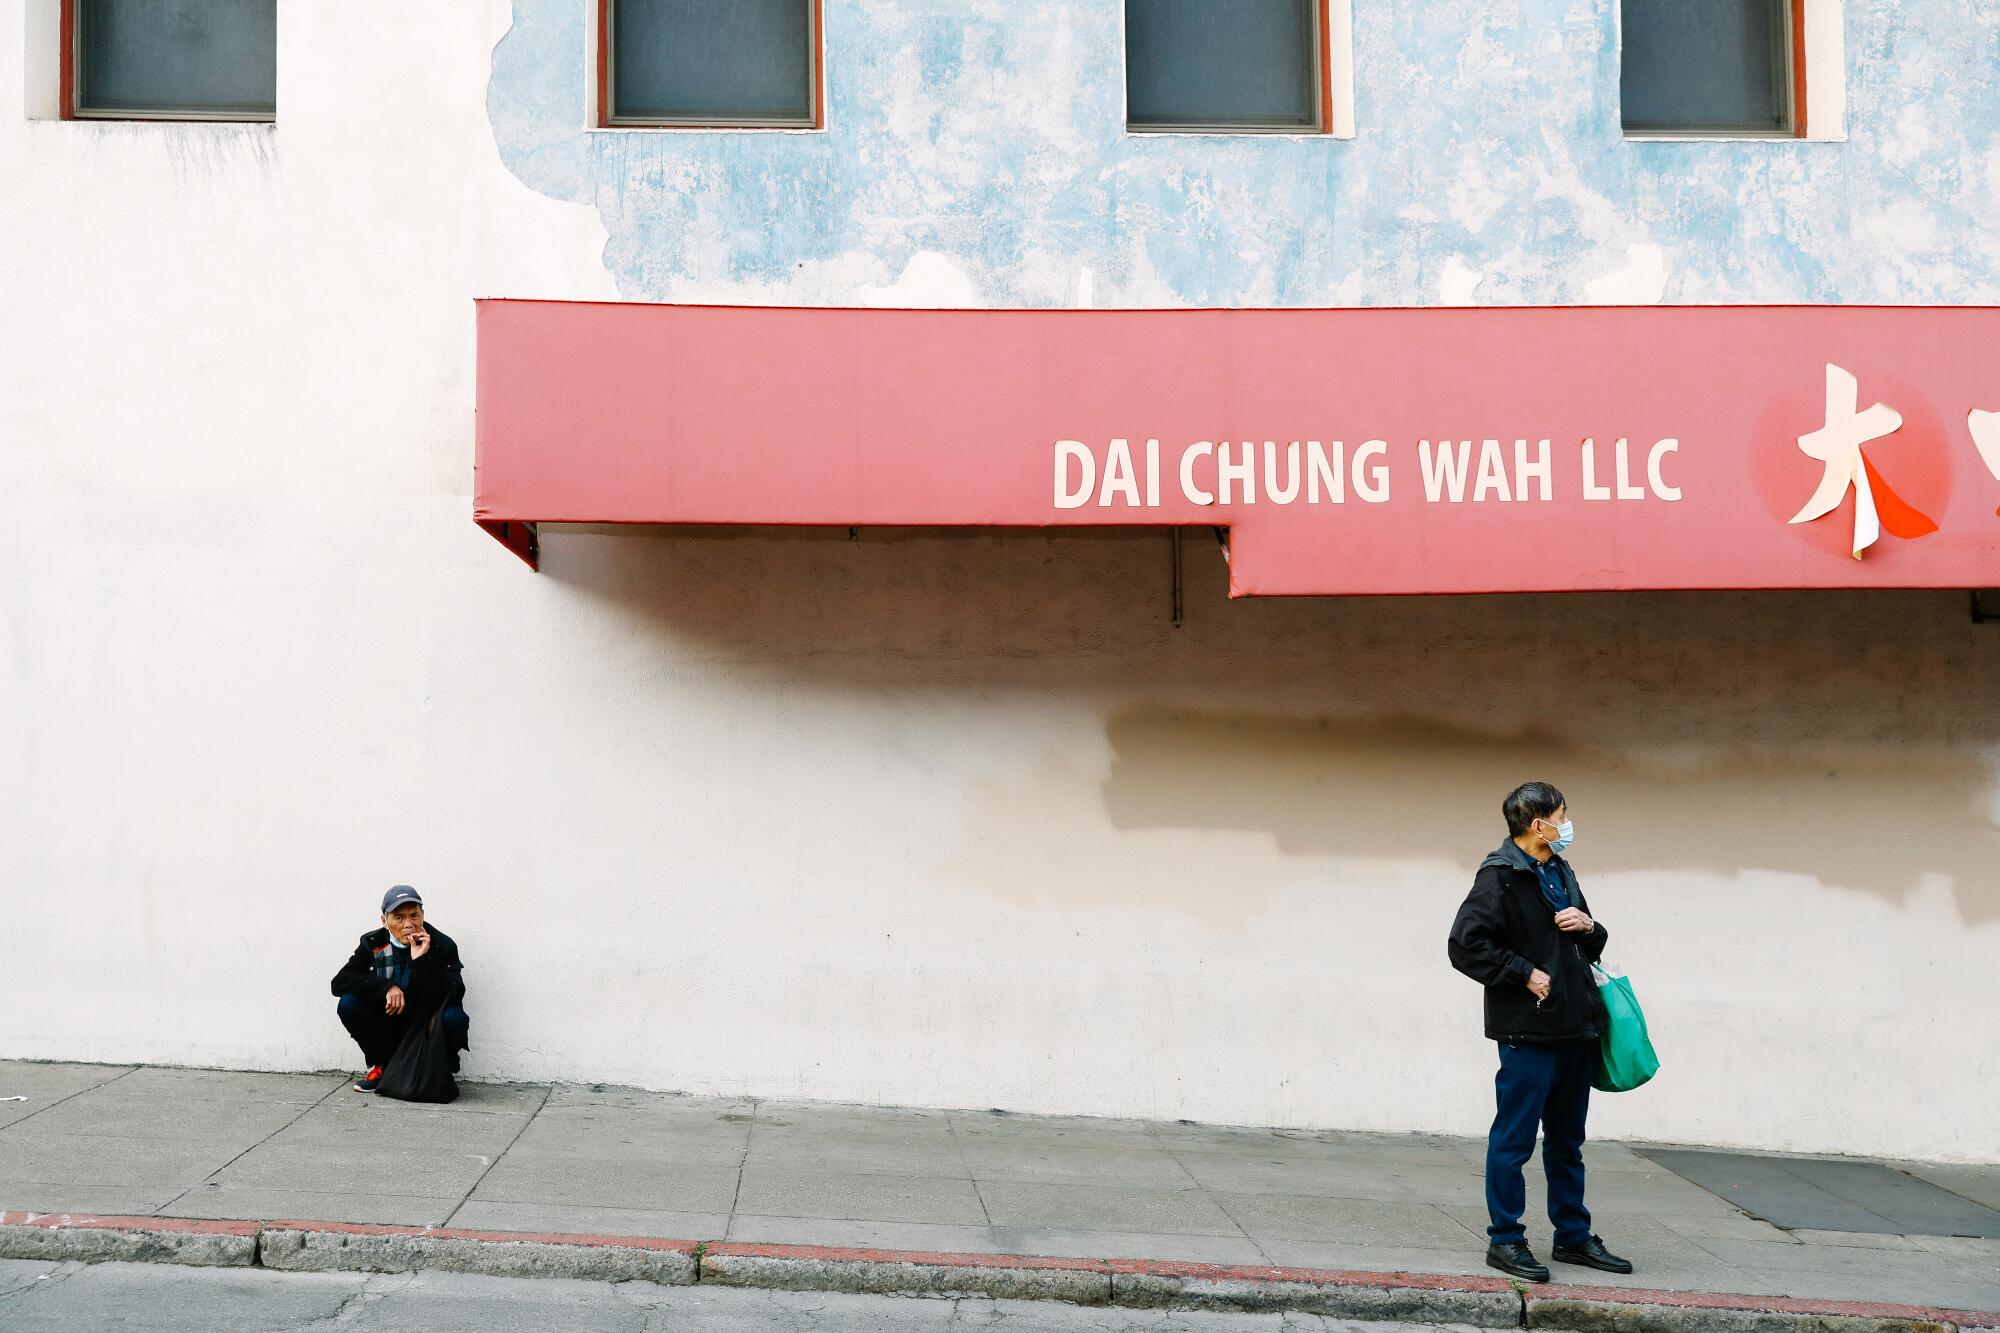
[
  {"xmin": 59, "ymin": 0, "xmax": 277, "ymax": 123},
  {"xmin": 597, "ymin": 0, "xmax": 825, "ymax": 131},
  {"xmin": 1620, "ymin": 0, "xmax": 1807, "ymax": 140},
  {"xmin": 1122, "ymin": 0, "xmax": 1334, "ymax": 137}
]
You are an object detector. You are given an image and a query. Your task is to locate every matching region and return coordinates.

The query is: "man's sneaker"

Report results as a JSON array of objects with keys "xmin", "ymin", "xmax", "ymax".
[
  {"xmin": 1551, "ymin": 1234, "xmax": 1634, "ymax": 1273},
  {"xmin": 353, "ymin": 1066, "xmax": 383, "ymax": 1093},
  {"xmin": 1485, "ymin": 1240, "xmax": 1550, "ymax": 1282}
]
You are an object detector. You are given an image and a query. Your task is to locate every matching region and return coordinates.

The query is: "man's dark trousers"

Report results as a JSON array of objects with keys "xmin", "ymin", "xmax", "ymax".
[
  {"xmin": 336, "ymin": 994, "xmax": 468, "ymax": 1069},
  {"xmin": 1486, "ymin": 1040, "xmax": 1594, "ymax": 1247}
]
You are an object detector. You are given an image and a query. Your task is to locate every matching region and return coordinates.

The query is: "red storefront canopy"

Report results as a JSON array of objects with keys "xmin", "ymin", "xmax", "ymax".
[{"xmin": 474, "ymin": 300, "xmax": 2000, "ymax": 596}]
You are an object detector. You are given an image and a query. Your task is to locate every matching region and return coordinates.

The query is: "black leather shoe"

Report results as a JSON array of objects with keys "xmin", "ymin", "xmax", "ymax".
[
  {"xmin": 1551, "ymin": 1234, "xmax": 1634, "ymax": 1273},
  {"xmin": 1485, "ymin": 1240, "xmax": 1550, "ymax": 1282}
]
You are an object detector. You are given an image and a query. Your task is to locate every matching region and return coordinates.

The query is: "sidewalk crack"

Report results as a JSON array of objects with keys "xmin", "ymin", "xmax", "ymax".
[
  {"xmin": 158, "ymin": 1074, "xmax": 351, "ymax": 1216},
  {"xmin": 1149, "ymin": 1124, "xmax": 1213, "ymax": 1191},
  {"xmin": 945, "ymin": 1110, "xmax": 995, "ymax": 1228},
  {"xmin": 0, "ymin": 1066, "xmax": 141, "ymax": 1135},
  {"xmin": 724, "ymin": 1096, "xmax": 756, "ymax": 1235},
  {"xmin": 1146, "ymin": 1125, "xmax": 1269, "ymax": 1265},
  {"xmin": 441, "ymin": 1082, "xmax": 551, "ymax": 1228},
  {"xmin": 1202, "ymin": 1188, "xmax": 1274, "ymax": 1265}
]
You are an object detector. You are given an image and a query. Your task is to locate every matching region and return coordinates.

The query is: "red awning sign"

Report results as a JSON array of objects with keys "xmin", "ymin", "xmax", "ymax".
[{"xmin": 474, "ymin": 301, "xmax": 2000, "ymax": 596}]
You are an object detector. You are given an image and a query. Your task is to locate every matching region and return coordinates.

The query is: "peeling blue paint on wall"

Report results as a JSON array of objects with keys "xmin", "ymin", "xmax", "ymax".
[{"xmin": 487, "ymin": 1, "xmax": 2000, "ymax": 307}]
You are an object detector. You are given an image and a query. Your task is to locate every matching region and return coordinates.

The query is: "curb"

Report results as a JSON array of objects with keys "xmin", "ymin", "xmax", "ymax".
[
  {"xmin": 1097, "ymin": 1257, "xmax": 1521, "ymax": 1326},
  {"xmin": 700, "ymin": 1244, "xmax": 1112, "ymax": 1307},
  {"xmin": 2, "ymin": 1212, "xmax": 1995, "ymax": 1331},
  {"xmin": 0, "ymin": 1214, "xmax": 257, "ymax": 1269},
  {"xmin": 261, "ymin": 1221, "xmax": 698, "ymax": 1285},
  {"xmin": 1522, "ymin": 1280, "xmax": 2000, "ymax": 1333}
]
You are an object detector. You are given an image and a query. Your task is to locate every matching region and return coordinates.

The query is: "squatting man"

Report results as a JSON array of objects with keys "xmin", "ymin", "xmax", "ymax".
[{"xmin": 330, "ymin": 886, "xmax": 469, "ymax": 1094}]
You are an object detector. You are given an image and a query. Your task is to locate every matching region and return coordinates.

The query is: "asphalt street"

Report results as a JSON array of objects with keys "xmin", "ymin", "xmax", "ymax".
[{"xmin": 0, "ymin": 1259, "xmax": 1478, "ymax": 1333}]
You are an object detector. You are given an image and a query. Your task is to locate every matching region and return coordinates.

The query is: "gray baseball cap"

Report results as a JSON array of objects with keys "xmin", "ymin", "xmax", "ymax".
[{"xmin": 381, "ymin": 885, "xmax": 423, "ymax": 915}]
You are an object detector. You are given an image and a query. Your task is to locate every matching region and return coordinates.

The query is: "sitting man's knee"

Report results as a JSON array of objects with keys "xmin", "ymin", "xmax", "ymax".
[{"xmin": 337, "ymin": 993, "xmax": 363, "ymax": 1020}]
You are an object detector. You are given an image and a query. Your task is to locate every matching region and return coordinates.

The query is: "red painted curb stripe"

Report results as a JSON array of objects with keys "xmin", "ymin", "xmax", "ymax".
[
  {"xmin": 0, "ymin": 1212, "xmax": 259, "ymax": 1237},
  {"xmin": 5, "ymin": 1211, "xmax": 1994, "ymax": 1322},
  {"xmin": 703, "ymin": 1240, "xmax": 1108, "ymax": 1272}
]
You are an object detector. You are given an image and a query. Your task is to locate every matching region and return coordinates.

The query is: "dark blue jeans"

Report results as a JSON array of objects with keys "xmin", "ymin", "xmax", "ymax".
[
  {"xmin": 1485, "ymin": 1040, "xmax": 1594, "ymax": 1248},
  {"xmin": 336, "ymin": 993, "xmax": 467, "ymax": 1070}
]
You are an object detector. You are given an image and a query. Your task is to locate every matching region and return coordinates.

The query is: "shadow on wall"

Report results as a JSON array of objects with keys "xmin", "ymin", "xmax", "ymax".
[
  {"xmin": 1100, "ymin": 711, "xmax": 2000, "ymax": 926},
  {"xmin": 536, "ymin": 524, "xmax": 2000, "ymax": 927}
]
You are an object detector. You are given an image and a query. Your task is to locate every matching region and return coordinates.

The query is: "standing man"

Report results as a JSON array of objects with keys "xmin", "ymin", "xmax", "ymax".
[
  {"xmin": 1448, "ymin": 783, "xmax": 1633, "ymax": 1283},
  {"xmin": 331, "ymin": 886, "xmax": 469, "ymax": 1093}
]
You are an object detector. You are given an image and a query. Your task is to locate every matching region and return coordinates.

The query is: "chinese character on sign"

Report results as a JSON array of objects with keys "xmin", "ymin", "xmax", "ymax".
[
  {"xmin": 1972, "ymin": 409, "xmax": 2000, "ymax": 508},
  {"xmin": 1789, "ymin": 363, "xmax": 1937, "ymax": 558}
]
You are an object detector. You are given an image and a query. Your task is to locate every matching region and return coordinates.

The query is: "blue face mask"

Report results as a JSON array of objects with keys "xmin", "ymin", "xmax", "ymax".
[{"xmin": 1543, "ymin": 819, "xmax": 1575, "ymax": 854}]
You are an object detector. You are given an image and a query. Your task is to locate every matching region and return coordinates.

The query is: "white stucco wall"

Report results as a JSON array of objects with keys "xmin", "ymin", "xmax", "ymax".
[{"xmin": 2, "ymin": 1, "xmax": 1996, "ymax": 1165}]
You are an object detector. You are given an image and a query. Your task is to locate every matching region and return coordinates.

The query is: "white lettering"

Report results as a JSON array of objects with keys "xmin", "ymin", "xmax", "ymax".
[
  {"xmin": 1064, "ymin": 432, "xmax": 1655, "ymax": 510},
  {"xmin": 1098, "ymin": 438, "xmax": 1141, "ymax": 508},
  {"xmin": 1581, "ymin": 438, "xmax": 1611, "ymax": 500},
  {"xmin": 1055, "ymin": 440, "xmax": 1094, "ymax": 509},
  {"xmin": 1472, "ymin": 438, "xmax": 1512, "ymax": 502},
  {"xmin": 1419, "ymin": 439, "xmax": 1471, "ymax": 503},
  {"xmin": 1180, "ymin": 441, "xmax": 1215, "ymax": 505},
  {"xmin": 1648, "ymin": 437, "xmax": 1681, "ymax": 501},
  {"xmin": 1307, "ymin": 440, "xmax": 1344, "ymax": 503},
  {"xmin": 1217, "ymin": 441, "xmax": 1256, "ymax": 505},
  {"xmin": 1515, "ymin": 437, "xmax": 1551, "ymax": 502},
  {"xmin": 1613, "ymin": 436, "xmax": 1645, "ymax": 499},
  {"xmin": 1264, "ymin": 440, "xmax": 1302, "ymax": 504},
  {"xmin": 1354, "ymin": 439, "xmax": 1390, "ymax": 503}
]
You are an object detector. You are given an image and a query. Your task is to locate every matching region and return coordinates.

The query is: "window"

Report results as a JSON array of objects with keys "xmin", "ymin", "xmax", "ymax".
[
  {"xmin": 1621, "ymin": 0, "xmax": 1802, "ymax": 137},
  {"xmin": 1125, "ymin": 0, "xmax": 1327, "ymax": 134},
  {"xmin": 601, "ymin": 0, "xmax": 821, "ymax": 128},
  {"xmin": 65, "ymin": 0, "xmax": 276, "ymax": 122}
]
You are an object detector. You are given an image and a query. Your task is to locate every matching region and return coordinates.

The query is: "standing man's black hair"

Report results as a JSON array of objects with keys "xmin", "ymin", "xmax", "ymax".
[{"xmin": 1502, "ymin": 782, "xmax": 1566, "ymax": 837}]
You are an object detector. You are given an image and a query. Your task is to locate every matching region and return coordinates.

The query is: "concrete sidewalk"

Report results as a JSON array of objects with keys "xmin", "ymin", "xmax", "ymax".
[{"xmin": 1, "ymin": 1062, "xmax": 1995, "ymax": 1325}]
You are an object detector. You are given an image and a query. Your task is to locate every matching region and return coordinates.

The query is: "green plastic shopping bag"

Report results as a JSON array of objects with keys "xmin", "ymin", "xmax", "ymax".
[{"xmin": 1590, "ymin": 962, "xmax": 1660, "ymax": 1092}]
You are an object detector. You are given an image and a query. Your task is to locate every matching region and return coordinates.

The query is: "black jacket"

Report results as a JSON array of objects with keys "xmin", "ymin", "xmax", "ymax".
[
  {"xmin": 330, "ymin": 924, "xmax": 466, "ymax": 1028},
  {"xmin": 1448, "ymin": 840, "xmax": 1609, "ymax": 1043}
]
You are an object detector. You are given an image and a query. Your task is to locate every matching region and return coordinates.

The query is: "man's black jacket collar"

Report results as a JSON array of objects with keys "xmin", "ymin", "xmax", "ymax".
[{"xmin": 1481, "ymin": 838, "xmax": 1578, "ymax": 893}]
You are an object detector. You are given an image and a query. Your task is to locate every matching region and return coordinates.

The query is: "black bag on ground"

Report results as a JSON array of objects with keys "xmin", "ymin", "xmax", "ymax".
[{"xmin": 377, "ymin": 1007, "xmax": 460, "ymax": 1104}]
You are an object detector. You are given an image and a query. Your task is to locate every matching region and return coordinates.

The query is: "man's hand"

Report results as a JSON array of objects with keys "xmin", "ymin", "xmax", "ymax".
[
  {"xmin": 384, "ymin": 985, "xmax": 406, "ymax": 1015},
  {"xmin": 409, "ymin": 930, "xmax": 430, "ymax": 961},
  {"xmin": 1554, "ymin": 907, "xmax": 1594, "ymax": 934},
  {"xmin": 1526, "ymin": 969, "xmax": 1552, "ymax": 1001}
]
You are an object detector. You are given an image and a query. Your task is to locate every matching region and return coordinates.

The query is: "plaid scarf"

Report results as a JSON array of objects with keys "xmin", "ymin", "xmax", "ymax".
[{"xmin": 370, "ymin": 937, "xmax": 412, "ymax": 992}]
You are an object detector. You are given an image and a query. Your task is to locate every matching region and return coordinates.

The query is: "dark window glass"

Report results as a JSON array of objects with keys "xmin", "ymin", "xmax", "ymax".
[
  {"xmin": 1620, "ymin": 0, "xmax": 1792, "ymax": 134},
  {"xmin": 75, "ymin": 0, "xmax": 277, "ymax": 119},
  {"xmin": 609, "ymin": 0, "xmax": 815, "ymax": 126},
  {"xmin": 1125, "ymin": 0, "xmax": 1320, "ymax": 131}
]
